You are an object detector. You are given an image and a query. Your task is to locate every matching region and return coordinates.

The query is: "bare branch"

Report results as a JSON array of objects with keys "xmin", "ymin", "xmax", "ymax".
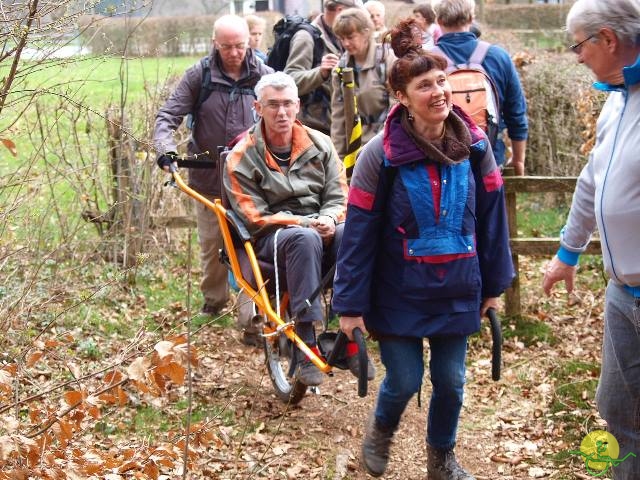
[{"xmin": 0, "ymin": 0, "xmax": 40, "ymax": 116}]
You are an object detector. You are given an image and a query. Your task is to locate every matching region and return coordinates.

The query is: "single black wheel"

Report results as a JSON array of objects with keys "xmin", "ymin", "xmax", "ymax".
[
  {"xmin": 263, "ymin": 316, "xmax": 307, "ymax": 404},
  {"xmin": 487, "ymin": 308, "xmax": 502, "ymax": 381}
]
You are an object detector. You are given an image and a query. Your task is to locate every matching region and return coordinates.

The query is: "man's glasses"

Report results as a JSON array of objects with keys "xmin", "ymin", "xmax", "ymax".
[
  {"xmin": 569, "ymin": 34, "xmax": 596, "ymax": 54},
  {"xmin": 217, "ymin": 42, "xmax": 248, "ymax": 52},
  {"xmin": 261, "ymin": 100, "xmax": 297, "ymax": 111}
]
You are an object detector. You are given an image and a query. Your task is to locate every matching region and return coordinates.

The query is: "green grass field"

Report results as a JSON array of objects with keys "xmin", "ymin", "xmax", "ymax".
[{"xmin": 6, "ymin": 54, "xmax": 199, "ymax": 103}]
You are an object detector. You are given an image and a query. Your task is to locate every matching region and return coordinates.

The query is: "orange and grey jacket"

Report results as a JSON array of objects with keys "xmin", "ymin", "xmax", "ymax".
[{"xmin": 223, "ymin": 119, "xmax": 348, "ymax": 238}]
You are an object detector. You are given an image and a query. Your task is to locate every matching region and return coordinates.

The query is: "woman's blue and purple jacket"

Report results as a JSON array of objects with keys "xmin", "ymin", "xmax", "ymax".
[{"xmin": 332, "ymin": 104, "xmax": 514, "ymax": 338}]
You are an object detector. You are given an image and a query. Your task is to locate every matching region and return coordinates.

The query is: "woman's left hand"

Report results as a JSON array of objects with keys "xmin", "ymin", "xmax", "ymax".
[
  {"xmin": 339, "ymin": 315, "xmax": 367, "ymax": 341},
  {"xmin": 480, "ymin": 297, "xmax": 500, "ymax": 317}
]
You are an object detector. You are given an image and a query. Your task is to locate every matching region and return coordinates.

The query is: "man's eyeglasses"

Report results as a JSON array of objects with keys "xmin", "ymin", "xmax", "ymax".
[
  {"xmin": 217, "ymin": 42, "xmax": 248, "ymax": 52},
  {"xmin": 569, "ymin": 34, "xmax": 596, "ymax": 54},
  {"xmin": 261, "ymin": 100, "xmax": 297, "ymax": 111}
]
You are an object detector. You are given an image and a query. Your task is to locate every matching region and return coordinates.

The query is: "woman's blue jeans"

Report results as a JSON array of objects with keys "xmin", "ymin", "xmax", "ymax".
[
  {"xmin": 596, "ymin": 281, "xmax": 640, "ymax": 479},
  {"xmin": 374, "ymin": 335, "xmax": 468, "ymax": 450}
]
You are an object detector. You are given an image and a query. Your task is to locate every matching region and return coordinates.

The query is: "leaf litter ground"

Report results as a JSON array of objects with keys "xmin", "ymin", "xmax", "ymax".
[
  {"xmin": 0, "ymin": 255, "xmax": 607, "ymax": 479},
  {"xmin": 191, "ymin": 256, "xmax": 608, "ymax": 480}
]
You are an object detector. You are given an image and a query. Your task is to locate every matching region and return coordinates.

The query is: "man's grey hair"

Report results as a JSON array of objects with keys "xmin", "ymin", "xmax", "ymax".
[
  {"xmin": 213, "ymin": 14, "xmax": 250, "ymax": 40},
  {"xmin": 365, "ymin": 0, "xmax": 385, "ymax": 15},
  {"xmin": 567, "ymin": 0, "xmax": 640, "ymax": 47},
  {"xmin": 254, "ymin": 72, "xmax": 299, "ymax": 102},
  {"xmin": 432, "ymin": 0, "xmax": 475, "ymax": 29}
]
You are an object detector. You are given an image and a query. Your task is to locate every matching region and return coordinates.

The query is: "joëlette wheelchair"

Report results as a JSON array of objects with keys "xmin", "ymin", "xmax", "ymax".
[{"xmin": 167, "ymin": 151, "xmax": 369, "ymax": 405}]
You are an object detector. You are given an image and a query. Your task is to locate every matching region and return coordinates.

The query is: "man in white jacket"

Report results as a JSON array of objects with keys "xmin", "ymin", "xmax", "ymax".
[{"xmin": 543, "ymin": 1, "xmax": 640, "ymax": 478}]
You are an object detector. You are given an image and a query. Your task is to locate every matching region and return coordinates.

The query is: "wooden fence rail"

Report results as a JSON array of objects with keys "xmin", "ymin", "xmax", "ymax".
[{"xmin": 503, "ymin": 172, "xmax": 601, "ymax": 316}]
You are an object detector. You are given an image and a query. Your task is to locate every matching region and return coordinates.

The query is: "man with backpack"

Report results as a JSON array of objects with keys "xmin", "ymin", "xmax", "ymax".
[
  {"xmin": 153, "ymin": 15, "xmax": 273, "ymax": 327},
  {"xmin": 273, "ymin": 0, "xmax": 361, "ymax": 135},
  {"xmin": 432, "ymin": 0, "xmax": 528, "ymax": 175}
]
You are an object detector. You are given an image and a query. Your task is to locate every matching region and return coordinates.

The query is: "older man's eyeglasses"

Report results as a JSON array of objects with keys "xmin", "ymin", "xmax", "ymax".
[
  {"xmin": 569, "ymin": 34, "xmax": 596, "ymax": 54},
  {"xmin": 261, "ymin": 100, "xmax": 297, "ymax": 111},
  {"xmin": 217, "ymin": 42, "xmax": 248, "ymax": 52}
]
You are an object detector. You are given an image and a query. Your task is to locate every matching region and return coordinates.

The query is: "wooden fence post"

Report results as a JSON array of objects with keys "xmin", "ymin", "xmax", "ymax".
[
  {"xmin": 106, "ymin": 108, "xmax": 147, "ymax": 267},
  {"xmin": 502, "ymin": 175, "xmax": 602, "ymax": 317}
]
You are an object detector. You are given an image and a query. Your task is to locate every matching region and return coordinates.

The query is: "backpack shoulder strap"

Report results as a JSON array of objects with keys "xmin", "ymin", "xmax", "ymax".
[
  {"xmin": 468, "ymin": 41, "xmax": 491, "ymax": 68},
  {"xmin": 375, "ymin": 44, "xmax": 387, "ymax": 84},
  {"xmin": 302, "ymin": 22, "xmax": 324, "ymax": 67},
  {"xmin": 375, "ymin": 44, "xmax": 389, "ymax": 106},
  {"xmin": 431, "ymin": 45, "xmax": 455, "ymax": 70},
  {"xmin": 192, "ymin": 56, "xmax": 212, "ymax": 116},
  {"xmin": 186, "ymin": 56, "xmax": 211, "ymax": 129}
]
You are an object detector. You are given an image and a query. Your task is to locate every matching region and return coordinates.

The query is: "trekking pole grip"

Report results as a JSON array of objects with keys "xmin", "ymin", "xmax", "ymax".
[
  {"xmin": 353, "ymin": 327, "xmax": 368, "ymax": 398},
  {"xmin": 487, "ymin": 308, "xmax": 502, "ymax": 381}
]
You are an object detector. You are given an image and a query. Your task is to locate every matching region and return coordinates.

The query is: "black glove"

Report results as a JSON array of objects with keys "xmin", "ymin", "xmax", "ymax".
[{"xmin": 156, "ymin": 152, "xmax": 176, "ymax": 170}]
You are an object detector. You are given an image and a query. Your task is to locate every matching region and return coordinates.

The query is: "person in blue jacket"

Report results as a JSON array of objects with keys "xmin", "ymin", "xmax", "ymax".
[
  {"xmin": 433, "ymin": 0, "xmax": 528, "ymax": 175},
  {"xmin": 332, "ymin": 24, "xmax": 514, "ymax": 479}
]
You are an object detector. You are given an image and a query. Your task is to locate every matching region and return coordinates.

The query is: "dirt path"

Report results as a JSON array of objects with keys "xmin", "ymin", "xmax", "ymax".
[{"xmin": 194, "ymin": 263, "xmax": 606, "ymax": 479}]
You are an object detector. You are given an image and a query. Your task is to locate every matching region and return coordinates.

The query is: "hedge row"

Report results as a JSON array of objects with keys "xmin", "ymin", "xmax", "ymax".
[
  {"xmin": 481, "ymin": 3, "xmax": 573, "ymax": 30},
  {"xmin": 78, "ymin": 15, "xmax": 215, "ymax": 56},
  {"xmin": 78, "ymin": 12, "xmax": 283, "ymax": 56},
  {"xmin": 518, "ymin": 52, "xmax": 606, "ymax": 176}
]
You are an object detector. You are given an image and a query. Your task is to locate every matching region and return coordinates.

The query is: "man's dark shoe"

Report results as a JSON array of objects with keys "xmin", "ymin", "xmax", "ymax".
[
  {"xmin": 295, "ymin": 358, "xmax": 324, "ymax": 386},
  {"xmin": 361, "ymin": 414, "xmax": 394, "ymax": 477},
  {"xmin": 347, "ymin": 354, "xmax": 376, "ymax": 381},
  {"xmin": 201, "ymin": 302, "xmax": 226, "ymax": 316},
  {"xmin": 427, "ymin": 444, "xmax": 475, "ymax": 480},
  {"xmin": 242, "ymin": 329, "xmax": 263, "ymax": 348}
]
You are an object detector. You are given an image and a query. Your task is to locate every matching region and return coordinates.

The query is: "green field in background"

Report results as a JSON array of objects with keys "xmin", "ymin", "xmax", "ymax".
[{"xmin": 1, "ymin": 55, "xmax": 199, "ymax": 116}]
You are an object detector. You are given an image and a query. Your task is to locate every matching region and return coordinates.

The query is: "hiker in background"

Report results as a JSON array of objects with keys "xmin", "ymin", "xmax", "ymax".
[
  {"xmin": 331, "ymin": 24, "xmax": 513, "ymax": 479},
  {"xmin": 154, "ymin": 15, "xmax": 273, "ymax": 337},
  {"xmin": 281, "ymin": 0, "xmax": 361, "ymax": 135},
  {"xmin": 364, "ymin": 0, "xmax": 388, "ymax": 43},
  {"xmin": 543, "ymin": 1, "xmax": 640, "ymax": 478},
  {"xmin": 433, "ymin": 0, "xmax": 528, "ymax": 175},
  {"xmin": 330, "ymin": 7, "xmax": 395, "ymax": 162},
  {"xmin": 245, "ymin": 14, "xmax": 268, "ymax": 63},
  {"xmin": 413, "ymin": 2, "xmax": 441, "ymax": 50}
]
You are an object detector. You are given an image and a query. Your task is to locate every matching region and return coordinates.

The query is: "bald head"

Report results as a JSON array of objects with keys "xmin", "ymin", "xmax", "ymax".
[
  {"xmin": 212, "ymin": 15, "xmax": 250, "ymax": 75},
  {"xmin": 213, "ymin": 14, "xmax": 250, "ymax": 40}
]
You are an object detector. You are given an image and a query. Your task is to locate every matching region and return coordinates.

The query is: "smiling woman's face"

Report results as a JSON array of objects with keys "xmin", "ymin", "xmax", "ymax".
[{"xmin": 396, "ymin": 69, "xmax": 452, "ymax": 128}]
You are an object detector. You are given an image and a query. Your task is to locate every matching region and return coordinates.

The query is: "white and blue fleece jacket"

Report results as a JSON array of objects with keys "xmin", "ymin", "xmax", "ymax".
[{"xmin": 558, "ymin": 54, "xmax": 640, "ymax": 290}]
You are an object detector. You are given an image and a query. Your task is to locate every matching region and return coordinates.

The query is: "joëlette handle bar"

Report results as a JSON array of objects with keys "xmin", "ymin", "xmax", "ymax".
[
  {"xmin": 168, "ymin": 168, "xmax": 334, "ymax": 375},
  {"xmin": 326, "ymin": 327, "xmax": 368, "ymax": 398},
  {"xmin": 486, "ymin": 307, "xmax": 502, "ymax": 381}
]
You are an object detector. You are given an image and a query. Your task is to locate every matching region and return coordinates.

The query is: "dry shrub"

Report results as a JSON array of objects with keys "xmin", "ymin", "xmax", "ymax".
[
  {"xmin": 517, "ymin": 52, "xmax": 606, "ymax": 176},
  {"xmin": 384, "ymin": 1, "xmax": 423, "ymax": 32}
]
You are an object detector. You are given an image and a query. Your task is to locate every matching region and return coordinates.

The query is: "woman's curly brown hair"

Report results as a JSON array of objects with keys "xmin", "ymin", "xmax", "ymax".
[{"xmin": 387, "ymin": 18, "xmax": 448, "ymax": 94}]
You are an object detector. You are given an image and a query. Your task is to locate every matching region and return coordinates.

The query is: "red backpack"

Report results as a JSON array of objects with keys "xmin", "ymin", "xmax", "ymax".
[{"xmin": 432, "ymin": 41, "xmax": 500, "ymax": 146}]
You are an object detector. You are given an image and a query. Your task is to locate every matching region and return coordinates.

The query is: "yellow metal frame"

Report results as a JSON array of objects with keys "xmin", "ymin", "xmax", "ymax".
[{"xmin": 171, "ymin": 171, "xmax": 331, "ymax": 374}]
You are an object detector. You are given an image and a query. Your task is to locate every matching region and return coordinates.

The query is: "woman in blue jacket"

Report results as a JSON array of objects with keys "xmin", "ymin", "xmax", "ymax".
[{"xmin": 331, "ymin": 26, "xmax": 514, "ymax": 479}]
